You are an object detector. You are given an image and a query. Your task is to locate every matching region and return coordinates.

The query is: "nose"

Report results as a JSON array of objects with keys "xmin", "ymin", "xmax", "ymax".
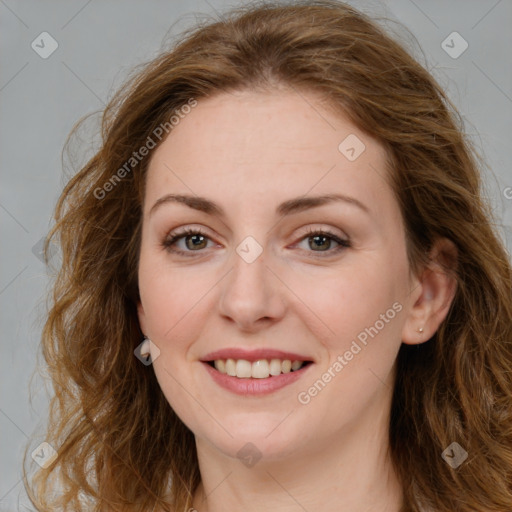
[{"xmin": 217, "ymin": 247, "xmax": 287, "ymax": 333}]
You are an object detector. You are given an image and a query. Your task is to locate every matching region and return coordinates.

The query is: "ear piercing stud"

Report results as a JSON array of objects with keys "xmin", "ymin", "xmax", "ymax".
[{"xmin": 417, "ymin": 327, "xmax": 424, "ymax": 333}]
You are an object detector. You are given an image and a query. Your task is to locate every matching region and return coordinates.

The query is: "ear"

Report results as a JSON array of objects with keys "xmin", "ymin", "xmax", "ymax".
[
  {"xmin": 401, "ymin": 238, "xmax": 458, "ymax": 345},
  {"xmin": 137, "ymin": 300, "xmax": 148, "ymax": 337}
]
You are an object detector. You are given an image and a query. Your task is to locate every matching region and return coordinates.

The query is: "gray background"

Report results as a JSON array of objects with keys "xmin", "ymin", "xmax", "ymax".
[{"xmin": 1, "ymin": 0, "xmax": 511, "ymax": 509}]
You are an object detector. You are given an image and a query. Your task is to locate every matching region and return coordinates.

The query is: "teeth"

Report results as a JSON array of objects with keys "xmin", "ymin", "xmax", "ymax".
[
  {"xmin": 291, "ymin": 360, "xmax": 302, "ymax": 371},
  {"xmin": 282, "ymin": 360, "xmax": 292, "ymax": 373},
  {"xmin": 213, "ymin": 358, "xmax": 306, "ymax": 378},
  {"xmin": 252, "ymin": 359, "xmax": 269, "ymax": 379},
  {"xmin": 235, "ymin": 359, "xmax": 252, "ymax": 378},
  {"xmin": 269, "ymin": 358, "xmax": 282, "ymax": 376},
  {"xmin": 225, "ymin": 358, "xmax": 236, "ymax": 376},
  {"xmin": 214, "ymin": 359, "xmax": 226, "ymax": 374}
]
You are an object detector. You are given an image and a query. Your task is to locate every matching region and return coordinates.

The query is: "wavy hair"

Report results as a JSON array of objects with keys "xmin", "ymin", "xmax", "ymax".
[{"xmin": 24, "ymin": 1, "xmax": 512, "ymax": 511}]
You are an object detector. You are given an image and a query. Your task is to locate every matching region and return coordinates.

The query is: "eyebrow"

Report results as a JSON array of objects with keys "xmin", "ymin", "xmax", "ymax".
[{"xmin": 149, "ymin": 192, "xmax": 370, "ymax": 218}]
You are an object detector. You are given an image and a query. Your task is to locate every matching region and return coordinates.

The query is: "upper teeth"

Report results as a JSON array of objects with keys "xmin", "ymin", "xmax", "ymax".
[{"xmin": 214, "ymin": 359, "xmax": 305, "ymax": 379}]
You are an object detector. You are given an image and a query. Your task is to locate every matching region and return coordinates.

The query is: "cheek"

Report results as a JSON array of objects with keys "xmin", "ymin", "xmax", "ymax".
[
  {"xmin": 138, "ymin": 261, "xmax": 210, "ymax": 416},
  {"xmin": 291, "ymin": 259, "xmax": 407, "ymax": 408},
  {"xmin": 138, "ymin": 254, "xmax": 221, "ymax": 356},
  {"xmin": 297, "ymin": 267, "xmax": 404, "ymax": 414},
  {"xmin": 293, "ymin": 260, "xmax": 403, "ymax": 339},
  {"xmin": 138, "ymin": 251, "xmax": 185, "ymax": 336}
]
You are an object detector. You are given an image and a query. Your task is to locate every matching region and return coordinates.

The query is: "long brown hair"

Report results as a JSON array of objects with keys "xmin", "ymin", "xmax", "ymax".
[{"xmin": 24, "ymin": 1, "xmax": 512, "ymax": 511}]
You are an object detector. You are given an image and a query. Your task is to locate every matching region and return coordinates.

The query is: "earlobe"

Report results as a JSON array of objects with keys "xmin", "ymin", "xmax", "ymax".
[{"xmin": 401, "ymin": 238, "xmax": 458, "ymax": 345}]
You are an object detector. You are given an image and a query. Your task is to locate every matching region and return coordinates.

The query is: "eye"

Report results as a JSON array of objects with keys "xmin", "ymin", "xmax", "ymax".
[
  {"xmin": 294, "ymin": 228, "xmax": 350, "ymax": 256},
  {"xmin": 162, "ymin": 227, "xmax": 215, "ymax": 256}
]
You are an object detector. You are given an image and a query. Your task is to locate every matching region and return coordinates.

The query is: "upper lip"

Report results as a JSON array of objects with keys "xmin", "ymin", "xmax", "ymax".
[{"xmin": 201, "ymin": 348, "xmax": 313, "ymax": 363}]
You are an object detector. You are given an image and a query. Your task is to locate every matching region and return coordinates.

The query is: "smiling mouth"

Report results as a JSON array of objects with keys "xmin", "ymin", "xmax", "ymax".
[{"xmin": 206, "ymin": 358, "xmax": 313, "ymax": 379}]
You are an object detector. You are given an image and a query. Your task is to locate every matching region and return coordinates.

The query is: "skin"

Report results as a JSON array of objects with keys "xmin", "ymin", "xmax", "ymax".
[{"xmin": 137, "ymin": 89, "xmax": 457, "ymax": 512}]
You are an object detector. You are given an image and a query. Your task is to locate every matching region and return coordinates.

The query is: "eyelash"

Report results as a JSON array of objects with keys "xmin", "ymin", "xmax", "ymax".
[{"xmin": 161, "ymin": 226, "xmax": 351, "ymax": 258}]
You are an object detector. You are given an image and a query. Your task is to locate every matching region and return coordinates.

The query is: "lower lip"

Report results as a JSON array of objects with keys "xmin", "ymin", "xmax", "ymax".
[{"xmin": 202, "ymin": 362, "xmax": 313, "ymax": 396}]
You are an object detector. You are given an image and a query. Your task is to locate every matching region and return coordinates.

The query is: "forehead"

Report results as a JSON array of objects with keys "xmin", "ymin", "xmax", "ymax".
[{"xmin": 144, "ymin": 90, "xmax": 394, "ymax": 218}]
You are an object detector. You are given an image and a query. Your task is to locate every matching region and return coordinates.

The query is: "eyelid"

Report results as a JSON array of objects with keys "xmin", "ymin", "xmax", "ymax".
[{"xmin": 295, "ymin": 224, "xmax": 348, "ymax": 241}]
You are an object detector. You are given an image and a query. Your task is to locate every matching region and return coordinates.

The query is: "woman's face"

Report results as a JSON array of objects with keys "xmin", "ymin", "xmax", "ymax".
[{"xmin": 137, "ymin": 89, "xmax": 420, "ymax": 462}]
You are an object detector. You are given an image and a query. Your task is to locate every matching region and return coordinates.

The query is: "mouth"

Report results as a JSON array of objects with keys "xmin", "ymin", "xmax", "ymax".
[
  {"xmin": 201, "ymin": 354, "xmax": 314, "ymax": 396},
  {"xmin": 200, "ymin": 348, "xmax": 314, "ymax": 395},
  {"xmin": 205, "ymin": 358, "xmax": 313, "ymax": 379}
]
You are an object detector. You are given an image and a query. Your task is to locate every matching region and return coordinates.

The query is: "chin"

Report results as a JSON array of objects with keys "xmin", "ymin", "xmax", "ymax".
[{"xmin": 194, "ymin": 415, "xmax": 309, "ymax": 464}]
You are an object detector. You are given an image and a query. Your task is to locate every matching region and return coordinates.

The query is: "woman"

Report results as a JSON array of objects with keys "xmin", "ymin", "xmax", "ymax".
[{"xmin": 24, "ymin": 1, "xmax": 512, "ymax": 511}]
